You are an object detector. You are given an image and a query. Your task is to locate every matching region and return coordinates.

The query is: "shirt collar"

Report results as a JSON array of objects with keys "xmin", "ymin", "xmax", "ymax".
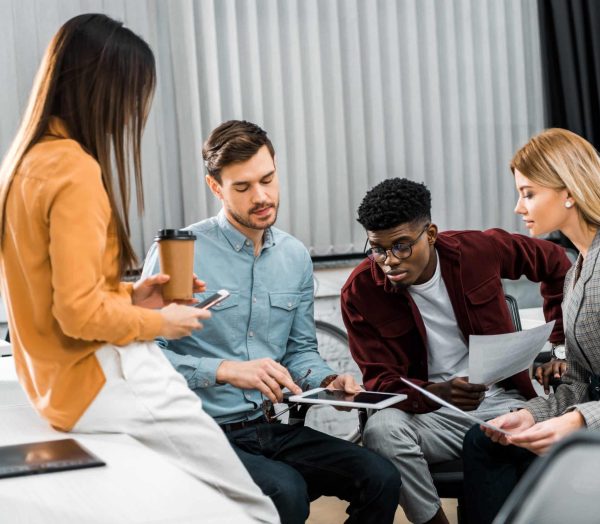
[
  {"xmin": 577, "ymin": 228, "xmax": 600, "ymax": 285},
  {"xmin": 216, "ymin": 209, "xmax": 275, "ymax": 252}
]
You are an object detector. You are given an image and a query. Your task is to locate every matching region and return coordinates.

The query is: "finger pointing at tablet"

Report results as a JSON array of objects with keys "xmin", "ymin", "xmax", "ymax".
[{"xmin": 216, "ymin": 358, "xmax": 302, "ymax": 404}]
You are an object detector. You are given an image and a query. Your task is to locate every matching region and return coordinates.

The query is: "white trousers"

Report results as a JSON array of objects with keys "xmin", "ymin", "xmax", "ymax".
[{"xmin": 72, "ymin": 342, "xmax": 279, "ymax": 524}]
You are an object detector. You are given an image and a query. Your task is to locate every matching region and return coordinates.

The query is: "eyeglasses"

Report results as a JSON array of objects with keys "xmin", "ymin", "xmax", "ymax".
[{"xmin": 365, "ymin": 224, "xmax": 430, "ymax": 263}]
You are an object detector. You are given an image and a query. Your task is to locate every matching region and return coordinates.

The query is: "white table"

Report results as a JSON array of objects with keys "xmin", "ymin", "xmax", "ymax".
[
  {"xmin": 519, "ymin": 307, "xmax": 546, "ymax": 330},
  {"xmin": 0, "ymin": 357, "xmax": 253, "ymax": 524},
  {"xmin": 520, "ymin": 307, "xmax": 552, "ymax": 352}
]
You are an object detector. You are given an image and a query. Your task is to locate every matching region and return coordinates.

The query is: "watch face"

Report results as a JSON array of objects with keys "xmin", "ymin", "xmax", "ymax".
[{"xmin": 553, "ymin": 345, "xmax": 566, "ymax": 360}]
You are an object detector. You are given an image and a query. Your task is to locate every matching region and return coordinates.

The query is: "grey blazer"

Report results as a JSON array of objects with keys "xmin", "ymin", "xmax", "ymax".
[{"xmin": 526, "ymin": 230, "xmax": 600, "ymax": 429}]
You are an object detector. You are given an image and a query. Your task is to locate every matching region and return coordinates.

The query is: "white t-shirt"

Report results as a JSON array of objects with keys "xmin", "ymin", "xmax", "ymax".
[
  {"xmin": 408, "ymin": 253, "xmax": 468, "ymax": 383},
  {"xmin": 408, "ymin": 252, "xmax": 501, "ymax": 396}
]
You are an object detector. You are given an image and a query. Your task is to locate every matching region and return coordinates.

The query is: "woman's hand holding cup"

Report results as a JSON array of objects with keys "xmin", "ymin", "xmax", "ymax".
[{"xmin": 132, "ymin": 273, "xmax": 206, "ymax": 309}]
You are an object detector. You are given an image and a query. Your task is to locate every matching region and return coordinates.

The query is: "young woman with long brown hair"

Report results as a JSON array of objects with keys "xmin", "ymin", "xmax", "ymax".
[{"xmin": 0, "ymin": 14, "xmax": 275, "ymax": 522}]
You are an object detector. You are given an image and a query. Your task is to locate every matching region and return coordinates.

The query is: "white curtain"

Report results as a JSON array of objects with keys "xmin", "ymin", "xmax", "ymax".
[{"xmin": 0, "ymin": 0, "xmax": 544, "ymax": 260}]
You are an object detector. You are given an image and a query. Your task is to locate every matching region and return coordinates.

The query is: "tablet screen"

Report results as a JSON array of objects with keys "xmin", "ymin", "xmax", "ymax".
[
  {"xmin": 353, "ymin": 392, "xmax": 401, "ymax": 404},
  {"xmin": 0, "ymin": 439, "xmax": 105, "ymax": 479},
  {"xmin": 300, "ymin": 390, "xmax": 401, "ymax": 404}
]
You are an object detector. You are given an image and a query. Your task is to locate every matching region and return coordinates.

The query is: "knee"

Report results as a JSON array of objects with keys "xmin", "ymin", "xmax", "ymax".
[
  {"xmin": 363, "ymin": 411, "xmax": 415, "ymax": 454},
  {"xmin": 463, "ymin": 424, "xmax": 495, "ymax": 468},
  {"xmin": 266, "ymin": 467, "xmax": 310, "ymax": 522},
  {"xmin": 377, "ymin": 455, "xmax": 402, "ymax": 492},
  {"xmin": 358, "ymin": 449, "xmax": 402, "ymax": 501},
  {"xmin": 463, "ymin": 424, "xmax": 489, "ymax": 454},
  {"xmin": 360, "ymin": 447, "xmax": 402, "ymax": 488}
]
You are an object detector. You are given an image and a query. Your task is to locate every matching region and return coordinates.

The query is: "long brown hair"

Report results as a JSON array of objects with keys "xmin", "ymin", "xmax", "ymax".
[
  {"xmin": 511, "ymin": 128, "xmax": 600, "ymax": 229},
  {"xmin": 0, "ymin": 13, "xmax": 156, "ymax": 275}
]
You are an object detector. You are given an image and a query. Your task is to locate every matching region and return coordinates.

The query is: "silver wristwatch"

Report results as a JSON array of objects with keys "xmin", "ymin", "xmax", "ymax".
[{"xmin": 551, "ymin": 343, "xmax": 566, "ymax": 360}]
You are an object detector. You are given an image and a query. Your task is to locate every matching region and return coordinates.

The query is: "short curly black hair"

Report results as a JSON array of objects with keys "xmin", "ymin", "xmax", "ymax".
[{"xmin": 357, "ymin": 178, "xmax": 431, "ymax": 231}]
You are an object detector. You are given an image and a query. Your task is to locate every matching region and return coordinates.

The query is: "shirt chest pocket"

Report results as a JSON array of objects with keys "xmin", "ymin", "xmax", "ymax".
[
  {"xmin": 267, "ymin": 292, "xmax": 302, "ymax": 350},
  {"xmin": 373, "ymin": 319, "xmax": 425, "ymax": 374},
  {"xmin": 194, "ymin": 291, "xmax": 241, "ymax": 346}
]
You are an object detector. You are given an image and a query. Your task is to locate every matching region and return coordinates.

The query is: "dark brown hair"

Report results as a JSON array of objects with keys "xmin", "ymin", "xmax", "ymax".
[
  {"xmin": 0, "ymin": 13, "xmax": 156, "ymax": 275},
  {"xmin": 202, "ymin": 120, "xmax": 274, "ymax": 183}
]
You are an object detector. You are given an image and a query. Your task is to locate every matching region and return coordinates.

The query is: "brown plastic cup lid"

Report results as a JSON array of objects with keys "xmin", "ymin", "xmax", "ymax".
[{"xmin": 155, "ymin": 229, "xmax": 197, "ymax": 241}]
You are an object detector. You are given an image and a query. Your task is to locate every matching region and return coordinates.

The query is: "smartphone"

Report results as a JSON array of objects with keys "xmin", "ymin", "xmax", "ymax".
[{"xmin": 194, "ymin": 289, "xmax": 230, "ymax": 310}]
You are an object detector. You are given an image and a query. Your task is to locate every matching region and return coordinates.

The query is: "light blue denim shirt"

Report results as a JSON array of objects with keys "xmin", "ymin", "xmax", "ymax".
[{"xmin": 141, "ymin": 210, "xmax": 335, "ymax": 424}]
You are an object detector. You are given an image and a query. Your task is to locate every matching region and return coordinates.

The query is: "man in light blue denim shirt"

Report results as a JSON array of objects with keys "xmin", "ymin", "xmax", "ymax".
[
  {"xmin": 144, "ymin": 209, "xmax": 336, "ymax": 422},
  {"xmin": 142, "ymin": 121, "xmax": 400, "ymax": 524}
]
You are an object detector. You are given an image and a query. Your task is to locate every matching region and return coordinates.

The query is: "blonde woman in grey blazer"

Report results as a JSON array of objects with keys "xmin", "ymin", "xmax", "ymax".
[{"xmin": 462, "ymin": 128, "xmax": 600, "ymax": 524}]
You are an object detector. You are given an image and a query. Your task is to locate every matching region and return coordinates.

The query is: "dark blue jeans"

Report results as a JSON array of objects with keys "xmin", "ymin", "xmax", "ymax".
[
  {"xmin": 462, "ymin": 425, "xmax": 537, "ymax": 524},
  {"xmin": 225, "ymin": 422, "xmax": 401, "ymax": 524}
]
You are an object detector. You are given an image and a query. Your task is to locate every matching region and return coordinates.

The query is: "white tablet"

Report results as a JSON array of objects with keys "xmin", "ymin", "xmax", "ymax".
[{"xmin": 288, "ymin": 388, "xmax": 407, "ymax": 410}]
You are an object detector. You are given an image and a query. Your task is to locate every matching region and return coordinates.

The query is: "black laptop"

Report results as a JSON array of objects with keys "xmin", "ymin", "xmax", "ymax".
[{"xmin": 0, "ymin": 438, "xmax": 105, "ymax": 479}]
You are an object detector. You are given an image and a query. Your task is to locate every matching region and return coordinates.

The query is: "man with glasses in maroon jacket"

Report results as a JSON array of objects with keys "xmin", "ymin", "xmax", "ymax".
[{"xmin": 340, "ymin": 178, "xmax": 570, "ymax": 524}]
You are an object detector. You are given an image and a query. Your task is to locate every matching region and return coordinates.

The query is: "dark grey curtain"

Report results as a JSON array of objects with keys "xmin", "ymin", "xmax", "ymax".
[{"xmin": 538, "ymin": 0, "xmax": 600, "ymax": 150}]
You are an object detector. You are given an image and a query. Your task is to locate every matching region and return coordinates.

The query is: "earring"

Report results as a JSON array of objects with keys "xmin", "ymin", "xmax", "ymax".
[{"xmin": 565, "ymin": 201, "xmax": 573, "ymax": 209}]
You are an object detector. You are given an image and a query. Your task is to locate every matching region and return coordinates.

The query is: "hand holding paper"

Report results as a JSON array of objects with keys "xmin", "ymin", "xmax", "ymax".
[
  {"xmin": 425, "ymin": 377, "xmax": 487, "ymax": 411},
  {"xmin": 481, "ymin": 410, "xmax": 535, "ymax": 445}
]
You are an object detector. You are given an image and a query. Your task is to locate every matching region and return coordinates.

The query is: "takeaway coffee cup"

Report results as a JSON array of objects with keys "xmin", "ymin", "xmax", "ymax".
[{"xmin": 156, "ymin": 229, "xmax": 197, "ymax": 301}]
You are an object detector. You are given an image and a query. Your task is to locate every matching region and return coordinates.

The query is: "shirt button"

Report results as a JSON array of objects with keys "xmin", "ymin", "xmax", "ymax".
[
  {"xmin": 252, "ymin": 297, "xmax": 257, "ymax": 303},
  {"xmin": 249, "ymin": 331, "xmax": 254, "ymax": 337},
  {"xmin": 245, "ymin": 240, "xmax": 251, "ymax": 246},
  {"xmin": 236, "ymin": 244, "xmax": 241, "ymax": 250},
  {"xmin": 287, "ymin": 302, "xmax": 292, "ymax": 309},
  {"xmin": 203, "ymin": 380, "xmax": 209, "ymax": 387}
]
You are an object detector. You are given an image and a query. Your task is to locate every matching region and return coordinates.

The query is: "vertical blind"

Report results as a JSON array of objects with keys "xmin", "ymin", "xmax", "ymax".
[{"xmin": 0, "ymin": 0, "xmax": 544, "ymax": 260}]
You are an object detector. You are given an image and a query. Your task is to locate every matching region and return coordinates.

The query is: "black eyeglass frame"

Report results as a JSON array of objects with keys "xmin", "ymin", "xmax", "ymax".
[{"xmin": 364, "ymin": 224, "xmax": 430, "ymax": 263}]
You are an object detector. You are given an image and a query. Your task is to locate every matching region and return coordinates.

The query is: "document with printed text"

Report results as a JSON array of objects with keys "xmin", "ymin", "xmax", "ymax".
[{"xmin": 468, "ymin": 321, "xmax": 555, "ymax": 386}]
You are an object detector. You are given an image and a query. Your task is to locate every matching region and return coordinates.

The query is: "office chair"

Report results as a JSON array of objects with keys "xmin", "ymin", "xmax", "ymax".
[{"xmin": 494, "ymin": 430, "xmax": 600, "ymax": 524}]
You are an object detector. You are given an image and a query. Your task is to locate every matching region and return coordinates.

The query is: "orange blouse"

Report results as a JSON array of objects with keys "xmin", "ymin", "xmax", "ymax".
[{"xmin": 0, "ymin": 118, "xmax": 163, "ymax": 430}]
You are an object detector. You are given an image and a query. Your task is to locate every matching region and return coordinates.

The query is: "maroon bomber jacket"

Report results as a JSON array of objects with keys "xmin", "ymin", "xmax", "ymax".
[{"xmin": 341, "ymin": 228, "xmax": 571, "ymax": 414}]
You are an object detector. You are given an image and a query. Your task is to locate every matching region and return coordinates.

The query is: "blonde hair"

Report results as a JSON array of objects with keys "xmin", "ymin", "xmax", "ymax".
[{"xmin": 511, "ymin": 128, "xmax": 600, "ymax": 228}]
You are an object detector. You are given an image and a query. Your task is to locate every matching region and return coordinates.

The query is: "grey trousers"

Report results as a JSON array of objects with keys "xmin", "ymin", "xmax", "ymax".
[{"xmin": 363, "ymin": 390, "xmax": 525, "ymax": 524}]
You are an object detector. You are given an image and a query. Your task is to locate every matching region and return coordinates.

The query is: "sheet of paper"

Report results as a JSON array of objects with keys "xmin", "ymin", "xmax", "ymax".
[
  {"xmin": 468, "ymin": 321, "xmax": 555, "ymax": 386},
  {"xmin": 400, "ymin": 377, "xmax": 511, "ymax": 436}
]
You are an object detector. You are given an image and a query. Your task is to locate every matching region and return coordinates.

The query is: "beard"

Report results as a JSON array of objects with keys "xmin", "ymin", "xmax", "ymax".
[{"xmin": 227, "ymin": 201, "xmax": 279, "ymax": 231}]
